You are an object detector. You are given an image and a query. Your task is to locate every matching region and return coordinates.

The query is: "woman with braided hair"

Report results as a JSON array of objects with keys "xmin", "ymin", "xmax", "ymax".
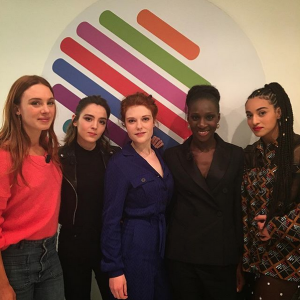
[{"xmin": 241, "ymin": 82, "xmax": 300, "ymax": 300}]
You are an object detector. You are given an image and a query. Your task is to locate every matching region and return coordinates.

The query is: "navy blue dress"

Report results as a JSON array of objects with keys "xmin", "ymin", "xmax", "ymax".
[{"xmin": 101, "ymin": 143, "xmax": 174, "ymax": 300}]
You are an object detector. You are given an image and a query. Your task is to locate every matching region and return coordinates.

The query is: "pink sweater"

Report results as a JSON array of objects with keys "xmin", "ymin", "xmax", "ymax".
[{"xmin": 0, "ymin": 149, "xmax": 62, "ymax": 250}]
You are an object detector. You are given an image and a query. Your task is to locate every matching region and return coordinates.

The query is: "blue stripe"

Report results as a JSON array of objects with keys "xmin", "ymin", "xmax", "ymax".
[{"xmin": 52, "ymin": 58, "xmax": 179, "ymax": 148}]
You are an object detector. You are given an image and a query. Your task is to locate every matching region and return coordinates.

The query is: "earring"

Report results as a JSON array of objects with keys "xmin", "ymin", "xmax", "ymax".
[
  {"xmin": 187, "ymin": 124, "xmax": 190, "ymax": 129},
  {"xmin": 217, "ymin": 123, "xmax": 220, "ymax": 129}
]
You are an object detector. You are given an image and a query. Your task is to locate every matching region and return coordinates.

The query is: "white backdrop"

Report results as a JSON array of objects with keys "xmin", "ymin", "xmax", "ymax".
[
  {"xmin": 1, "ymin": 0, "xmax": 299, "ymax": 147},
  {"xmin": 0, "ymin": 1, "xmax": 299, "ymax": 298}
]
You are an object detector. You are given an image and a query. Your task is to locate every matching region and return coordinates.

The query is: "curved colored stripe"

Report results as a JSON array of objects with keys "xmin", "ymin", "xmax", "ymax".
[
  {"xmin": 60, "ymin": 37, "xmax": 191, "ymax": 140},
  {"xmin": 77, "ymin": 22, "xmax": 186, "ymax": 112},
  {"xmin": 99, "ymin": 10, "xmax": 210, "ymax": 88},
  {"xmin": 53, "ymin": 84, "xmax": 128, "ymax": 146},
  {"xmin": 52, "ymin": 59, "xmax": 179, "ymax": 149},
  {"xmin": 137, "ymin": 9, "xmax": 200, "ymax": 60}
]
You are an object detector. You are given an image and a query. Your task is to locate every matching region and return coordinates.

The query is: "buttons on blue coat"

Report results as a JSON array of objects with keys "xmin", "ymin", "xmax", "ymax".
[{"xmin": 131, "ymin": 174, "xmax": 155, "ymax": 188}]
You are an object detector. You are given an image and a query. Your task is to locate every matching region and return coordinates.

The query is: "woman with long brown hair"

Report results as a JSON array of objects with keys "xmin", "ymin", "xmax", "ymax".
[
  {"xmin": 58, "ymin": 95, "xmax": 118, "ymax": 300},
  {"xmin": 0, "ymin": 75, "xmax": 63, "ymax": 300}
]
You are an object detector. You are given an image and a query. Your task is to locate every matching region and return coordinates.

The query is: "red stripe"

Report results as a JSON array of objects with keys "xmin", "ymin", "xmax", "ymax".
[{"xmin": 60, "ymin": 37, "xmax": 190, "ymax": 139}]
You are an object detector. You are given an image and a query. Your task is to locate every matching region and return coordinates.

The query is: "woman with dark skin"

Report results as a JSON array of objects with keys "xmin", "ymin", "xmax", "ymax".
[
  {"xmin": 164, "ymin": 85, "xmax": 244, "ymax": 300},
  {"xmin": 240, "ymin": 83, "xmax": 300, "ymax": 300}
]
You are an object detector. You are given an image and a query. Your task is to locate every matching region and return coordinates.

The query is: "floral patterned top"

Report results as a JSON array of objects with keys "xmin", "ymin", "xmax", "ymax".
[{"xmin": 242, "ymin": 134, "xmax": 300, "ymax": 282}]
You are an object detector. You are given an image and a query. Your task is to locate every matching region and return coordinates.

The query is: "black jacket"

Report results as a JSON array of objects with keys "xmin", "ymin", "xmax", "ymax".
[
  {"xmin": 164, "ymin": 134, "xmax": 244, "ymax": 266},
  {"xmin": 59, "ymin": 142, "xmax": 120, "ymax": 230}
]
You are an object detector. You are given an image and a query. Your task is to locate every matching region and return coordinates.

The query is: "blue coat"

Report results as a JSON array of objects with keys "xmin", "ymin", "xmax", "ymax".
[{"xmin": 101, "ymin": 142, "xmax": 174, "ymax": 299}]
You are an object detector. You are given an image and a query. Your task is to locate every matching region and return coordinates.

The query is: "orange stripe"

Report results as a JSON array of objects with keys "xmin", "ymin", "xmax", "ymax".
[{"xmin": 137, "ymin": 9, "xmax": 200, "ymax": 60}]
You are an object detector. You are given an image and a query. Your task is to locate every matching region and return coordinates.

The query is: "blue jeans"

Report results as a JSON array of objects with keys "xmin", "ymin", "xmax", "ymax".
[{"xmin": 2, "ymin": 234, "xmax": 64, "ymax": 300}]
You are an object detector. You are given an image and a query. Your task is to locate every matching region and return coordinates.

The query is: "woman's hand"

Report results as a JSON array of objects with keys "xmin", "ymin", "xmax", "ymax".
[
  {"xmin": 0, "ymin": 253, "xmax": 16, "ymax": 300},
  {"xmin": 109, "ymin": 275, "xmax": 128, "ymax": 299},
  {"xmin": 236, "ymin": 260, "xmax": 245, "ymax": 292},
  {"xmin": 254, "ymin": 215, "xmax": 271, "ymax": 241},
  {"xmin": 151, "ymin": 136, "xmax": 164, "ymax": 149},
  {"xmin": 0, "ymin": 282, "xmax": 16, "ymax": 300}
]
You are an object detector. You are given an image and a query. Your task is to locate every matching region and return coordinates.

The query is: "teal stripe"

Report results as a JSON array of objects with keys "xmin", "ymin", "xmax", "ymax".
[{"xmin": 99, "ymin": 11, "xmax": 210, "ymax": 88}]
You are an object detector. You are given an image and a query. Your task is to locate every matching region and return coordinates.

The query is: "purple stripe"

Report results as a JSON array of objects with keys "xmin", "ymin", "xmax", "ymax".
[
  {"xmin": 53, "ymin": 84, "xmax": 128, "ymax": 146},
  {"xmin": 77, "ymin": 22, "xmax": 186, "ymax": 112}
]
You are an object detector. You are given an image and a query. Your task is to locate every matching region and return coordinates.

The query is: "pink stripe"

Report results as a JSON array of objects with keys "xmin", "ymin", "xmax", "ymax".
[{"xmin": 77, "ymin": 22, "xmax": 187, "ymax": 112}]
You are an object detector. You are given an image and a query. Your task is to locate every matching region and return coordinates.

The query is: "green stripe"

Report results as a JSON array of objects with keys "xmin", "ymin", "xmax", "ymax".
[{"xmin": 99, "ymin": 10, "xmax": 210, "ymax": 88}]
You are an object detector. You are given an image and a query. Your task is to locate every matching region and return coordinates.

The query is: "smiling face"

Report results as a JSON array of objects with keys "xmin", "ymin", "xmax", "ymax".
[
  {"xmin": 73, "ymin": 103, "xmax": 107, "ymax": 150},
  {"xmin": 125, "ymin": 105, "xmax": 154, "ymax": 146},
  {"xmin": 16, "ymin": 83, "xmax": 56, "ymax": 137},
  {"xmin": 245, "ymin": 97, "xmax": 281, "ymax": 143},
  {"xmin": 187, "ymin": 98, "xmax": 220, "ymax": 145}
]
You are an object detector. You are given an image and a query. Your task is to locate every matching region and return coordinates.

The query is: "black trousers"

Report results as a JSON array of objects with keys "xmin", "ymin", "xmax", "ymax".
[
  {"xmin": 58, "ymin": 230, "xmax": 109, "ymax": 300},
  {"xmin": 168, "ymin": 259, "xmax": 237, "ymax": 300}
]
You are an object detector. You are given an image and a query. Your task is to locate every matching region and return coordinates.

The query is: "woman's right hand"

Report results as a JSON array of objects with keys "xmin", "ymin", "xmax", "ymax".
[
  {"xmin": 109, "ymin": 275, "xmax": 128, "ymax": 299},
  {"xmin": 0, "ymin": 282, "xmax": 16, "ymax": 300}
]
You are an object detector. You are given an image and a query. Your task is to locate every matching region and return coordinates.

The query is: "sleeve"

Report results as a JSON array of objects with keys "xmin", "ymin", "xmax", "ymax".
[
  {"xmin": 0, "ymin": 151, "xmax": 13, "ymax": 249},
  {"xmin": 266, "ymin": 172, "xmax": 300, "ymax": 242},
  {"xmin": 163, "ymin": 149, "xmax": 176, "ymax": 225},
  {"xmin": 234, "ymin": 149, "xmax": 245, "ymax": 255},
  {"xmin": 266, "ymin": 145, "xmax": 300, "ymax": 242},
  {"xmin": 266, "ymin": 203, "xmax": 300, "ymax": 242},
  {"xmin": 101, "ymin": 158, "xmax": 130, "ymax": 278}
]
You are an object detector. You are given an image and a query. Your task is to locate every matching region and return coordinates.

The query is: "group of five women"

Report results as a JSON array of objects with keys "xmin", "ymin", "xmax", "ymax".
[{"xmin": 0, "ymin": 75, "xmax": 299, "ymax": 300}]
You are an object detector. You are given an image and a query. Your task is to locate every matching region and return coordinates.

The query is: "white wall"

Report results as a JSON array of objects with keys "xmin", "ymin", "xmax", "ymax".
[
  {"xmin": 0, "ymin": 1, "xmax": 299, "ymax": 298},
  {"xmin": 1, "ymin": 0, "xmax": 299, "ymax": 134}
]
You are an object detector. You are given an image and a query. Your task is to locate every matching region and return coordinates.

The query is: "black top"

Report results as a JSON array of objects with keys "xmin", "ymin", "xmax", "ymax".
[
  {"xmin": 75, "ymin": 142, "xmax": 105, "ymax": 234},
  {"xmin": 164, "ymin": 134, "xmax": 244, "ymax": 266}
]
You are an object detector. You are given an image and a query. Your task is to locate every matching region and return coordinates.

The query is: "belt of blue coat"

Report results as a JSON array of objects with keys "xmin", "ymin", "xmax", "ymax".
[{"xmin": 123, "ymin": 214, "xmax": 166, "ymax": 258}]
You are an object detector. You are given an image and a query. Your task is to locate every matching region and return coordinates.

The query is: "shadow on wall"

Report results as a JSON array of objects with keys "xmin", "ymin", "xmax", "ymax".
[
  {"xmin": 232, "ymin": 118, "xmax": 256, "ymax": 149},
  {"xmin": 218, "ymin": 104, "xmax": 257, "ymax": 149}
]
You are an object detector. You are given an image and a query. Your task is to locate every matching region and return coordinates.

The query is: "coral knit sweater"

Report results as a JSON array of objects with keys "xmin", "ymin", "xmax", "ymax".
[{"xmin": 0, "ymin": 149, "xmax": 62, "ymax": 250}]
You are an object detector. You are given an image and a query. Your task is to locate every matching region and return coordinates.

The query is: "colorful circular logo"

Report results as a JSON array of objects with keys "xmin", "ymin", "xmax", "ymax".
[{"xmin": 43, "ymin": 0, "xmax": 265, "ymax": 148}]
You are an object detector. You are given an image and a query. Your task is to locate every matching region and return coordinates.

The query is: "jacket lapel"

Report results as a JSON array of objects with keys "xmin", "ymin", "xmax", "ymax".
[
  {"xmin": 177, "ymin": 137, "xmax": 213, "ymax": 197},
  {"xmin": 122, "ymin": 142, "xmax": 168, "ymax": 177},
  {"xmin": 206, "ymin": 134, "xmax": 231, "ymax": 191}
]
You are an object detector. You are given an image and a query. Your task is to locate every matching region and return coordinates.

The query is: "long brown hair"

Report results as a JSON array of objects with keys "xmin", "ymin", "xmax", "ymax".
[{"xmin": 0, "ymin": 75, "xmax": 60, "ymax": 184}]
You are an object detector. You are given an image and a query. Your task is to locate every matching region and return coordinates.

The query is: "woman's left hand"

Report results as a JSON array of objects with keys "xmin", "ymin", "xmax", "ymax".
[
  {"xmin": 236, "ymin": 260, "xmax": 245, "ymax": 292},
  {"xmin": 151, "ymin": 136, "xmax": 164, "ymax": 149},
  {"xmin": 254, "ymin": 215, "xmax": 271, "ymax": 241}
]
